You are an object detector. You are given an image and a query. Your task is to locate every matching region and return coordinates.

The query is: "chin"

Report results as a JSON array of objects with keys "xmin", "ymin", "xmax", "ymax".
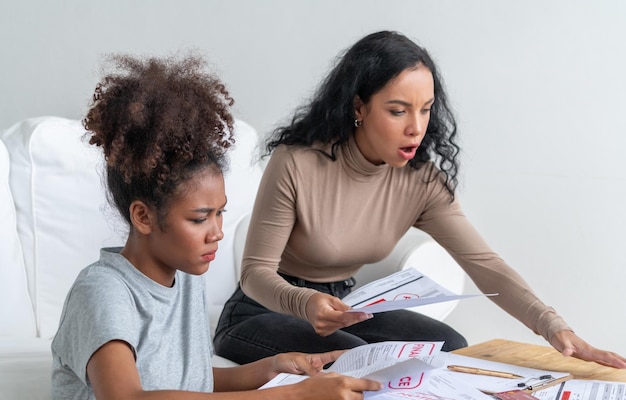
[{"xmin": 188, "ymin": 264, "xmax": 210, "ymax": 276}]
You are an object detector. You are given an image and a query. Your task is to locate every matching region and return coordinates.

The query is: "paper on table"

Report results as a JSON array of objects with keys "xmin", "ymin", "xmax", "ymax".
[
  {"xmin": 367, "ymin": 373, "xmax": 495, "ymax": 400},
  {"xmin": 260, "ymin": 341, "xmax": 493, "ymax": 399},
  {"xmin": 532, "ymin": 379, "xmax": 626, "ymax": 400},
  {"xmin": 441, "ymin": 354, "xmax": 571, "ymax": 394},
  {"xmin": 260, "ymin": 341, "xmax": 444, "ymax": 392},
  {"xmin": 363, "ymin": 359, "xmax": 492, "ymax": 400},
  {"xmin": 343, "ymin": 268, "xmax": 497, "ymax": 314}
]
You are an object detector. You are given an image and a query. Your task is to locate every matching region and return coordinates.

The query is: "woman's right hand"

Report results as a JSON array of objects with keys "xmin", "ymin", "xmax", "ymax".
[
  {"xmin": 293, "ymin": 372, "xmax": 382, "ymax": 400},
  {"xmin": 305, "ymin": 292, "xmax": 373, "ymax": 336}
]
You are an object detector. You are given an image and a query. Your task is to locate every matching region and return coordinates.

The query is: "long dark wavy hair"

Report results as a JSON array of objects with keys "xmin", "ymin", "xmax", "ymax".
[{"xmin": 266, "ymin": 30, "xmax": 460, "ymax": 197}]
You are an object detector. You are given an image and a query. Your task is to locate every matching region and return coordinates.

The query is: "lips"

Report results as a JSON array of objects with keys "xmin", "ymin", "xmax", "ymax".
[
  {"xmin": 201, "ymin": 251, "xmax": 217, "ymax": 262},
  {"xmin": 398, "ymin": 146, "xmax": 417, "ymax": 161}
]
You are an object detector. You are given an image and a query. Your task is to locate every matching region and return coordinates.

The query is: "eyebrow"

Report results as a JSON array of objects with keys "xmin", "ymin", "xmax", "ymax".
[
  {"xmin": 385, "ymin": 98, "xmax": 435, "ymax": 107},
  {"xmin": 192, "ymin": 208, "xmax": 216, "ymax": 213},
  {"xmin": 191, "ymin": 197, "xmax": 228, "ymax": 213}
]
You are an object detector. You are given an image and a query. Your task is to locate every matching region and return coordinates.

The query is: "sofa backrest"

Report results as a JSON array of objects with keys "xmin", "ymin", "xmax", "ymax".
[
  {"xmin": 1, "ymin": 117, "xmax": 127, "ymax": 339},
  {"xmin": 0, "ymin": 116, "xmax": 263, "ymax": 340},
  {"xmin": 203, "ymin": 119, "xmax": 263, "ymax": 328},
  {"xmin": 0, "ymin": 137, "xmax": 37, "ymax": 337}
]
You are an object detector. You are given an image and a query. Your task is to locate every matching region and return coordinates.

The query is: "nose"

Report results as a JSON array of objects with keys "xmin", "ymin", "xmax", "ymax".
[
  {"xmin": 406, "ymin": 112, "xmax": 426, "ymax": 137},
  {"xmin": 206, "ymin": 221, "xmax": 224, "ymax": 243}
]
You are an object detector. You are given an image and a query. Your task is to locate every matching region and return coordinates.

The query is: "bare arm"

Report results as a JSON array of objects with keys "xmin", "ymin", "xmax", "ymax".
[
  {"xmin": 213, "ymin": 350, "xmax": 346, "ymax": 391},
  {"xmin": 87, "ymin": 341, "xmax": 382, "ymax": 399}
]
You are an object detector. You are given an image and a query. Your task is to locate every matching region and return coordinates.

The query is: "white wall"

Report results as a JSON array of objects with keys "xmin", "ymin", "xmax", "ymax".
[{"xmin": 2, "ymin": 0, "xmax": 625, "ymax": 356}]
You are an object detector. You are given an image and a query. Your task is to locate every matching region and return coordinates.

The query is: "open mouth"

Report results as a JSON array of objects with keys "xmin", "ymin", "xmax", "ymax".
[{"xmin": 398, "ymin": 146, "xmax": 418, "ymax": 161}]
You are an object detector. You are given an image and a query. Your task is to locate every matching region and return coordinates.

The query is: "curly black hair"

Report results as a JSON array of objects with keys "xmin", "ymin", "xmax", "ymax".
[
  {"xmin": 83, "ymin": 53, "xmax": 235, "ymax": 225},
  {"xmin": 266, "ymin": 30, "xmax": 460, "ymax": 197}
]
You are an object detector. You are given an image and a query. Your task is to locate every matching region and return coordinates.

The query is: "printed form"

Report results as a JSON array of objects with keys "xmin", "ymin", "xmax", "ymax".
[
  {"xmin": 343, "ymin": 268, "xmax": 496, "ymax": 314},
  {"xmin": 533, "ymin": 379, "xmax": 626, "ymax": 400},
  {"xmin": 260, "ymin": 341, "xmax": 493, "ymax": 399}
]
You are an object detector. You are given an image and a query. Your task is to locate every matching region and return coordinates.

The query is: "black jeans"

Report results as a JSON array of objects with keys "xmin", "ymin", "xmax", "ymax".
[{"xmin": 213, "ymin": 275, "xmax": 467, "ymax": 365}]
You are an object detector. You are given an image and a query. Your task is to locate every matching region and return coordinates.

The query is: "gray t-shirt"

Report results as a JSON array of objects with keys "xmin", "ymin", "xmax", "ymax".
[{"xmin": 51, "ymin": 248, "xmax": 214, "ymax": 399}]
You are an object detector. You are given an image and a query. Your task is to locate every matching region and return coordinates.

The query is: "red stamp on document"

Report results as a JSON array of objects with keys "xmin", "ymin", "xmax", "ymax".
[
  {"xmin": 394, "ymin": 293, "xmax": 420, "ymax": 300},
  {"xmin": 397, "ymin": 342, "xmax": 437, "ymax": 358},
  {"xmin": 387, "ymin": 373, "xmax": 425, "ymax": 390}
]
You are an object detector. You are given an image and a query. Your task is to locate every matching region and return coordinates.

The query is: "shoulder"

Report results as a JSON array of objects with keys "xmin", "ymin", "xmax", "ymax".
[
  {"xmin": 270, "ymin": 142, "xmax": 331, "ymax": 164},
  {"xmin": 51, "ymin": 258, "xmax": 143, "ymax": 392},
  {"xmin": 61, "ymin": 250, "xmax": 139, "ymax": 323},
  {"xmin": 265, "ymin": 143, "xmax": 334, "ymax": 179}
]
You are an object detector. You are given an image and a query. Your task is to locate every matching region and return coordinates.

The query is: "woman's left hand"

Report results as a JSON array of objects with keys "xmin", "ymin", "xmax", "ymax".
[
  {"xmin": 271, "ymin": 350, "xmax": 347, "ymax": 376},
  {"xmin": 550, "ymin": 330, "xmax": 626, "ymax": 368}
]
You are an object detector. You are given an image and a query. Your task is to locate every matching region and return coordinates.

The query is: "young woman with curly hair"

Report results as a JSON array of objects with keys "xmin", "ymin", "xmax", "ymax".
[
  {"xmin": 50, "ymin": 54, "xmax": 382, "ymax": 400},
  {"xmin": 214, "ymin": 31, "xmax": 626, "ymax": 369}
]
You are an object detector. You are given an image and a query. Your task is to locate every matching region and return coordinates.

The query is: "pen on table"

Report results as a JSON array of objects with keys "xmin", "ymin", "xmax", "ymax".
[{"xmin": 447, "ymin": 365, "xmax": 524, "ymax": 379}]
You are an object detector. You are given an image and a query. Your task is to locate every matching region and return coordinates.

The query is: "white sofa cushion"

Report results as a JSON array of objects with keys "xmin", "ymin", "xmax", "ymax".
[
  {"xmin": 0, "ymin": 138, "xmax": 36, "ymax": 337},
  {"xmin": 1, "ymin": 116, "xmax": 127, "ymax": 339},
  {"xmin": 0, "ymin": 116, "xmax": 263, "ymax": 341},
  {"xmin": 205, "ymin": 120, "xmax": 263, "ymax": 335}
]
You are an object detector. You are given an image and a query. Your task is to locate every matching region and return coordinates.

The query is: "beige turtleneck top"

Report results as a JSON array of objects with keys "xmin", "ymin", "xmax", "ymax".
[{"xmin": 240, "ymin": 136, "xmax": 570, "ymax": 343}]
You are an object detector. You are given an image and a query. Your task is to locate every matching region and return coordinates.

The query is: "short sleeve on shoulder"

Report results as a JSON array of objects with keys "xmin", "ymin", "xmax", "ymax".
[{"xmin": 52, "ymin": 268, "xmax": 139, "ymax": 384}]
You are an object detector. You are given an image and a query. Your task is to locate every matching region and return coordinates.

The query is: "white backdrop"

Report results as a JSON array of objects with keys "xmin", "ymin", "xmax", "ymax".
[{"xmin": 2, "ymin": 0, "xmax": 625, "ymax": 356}]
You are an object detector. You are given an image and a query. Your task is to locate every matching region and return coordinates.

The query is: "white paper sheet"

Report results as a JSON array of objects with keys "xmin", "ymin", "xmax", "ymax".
[
  {"xmin": 342, "ymin": 269, "xmax": 497, "ymax": 314},
  {"xmin": 327, "ymin": 341, "xmax": 445, "ymax": 375},
  {"xmin": 259, "ymin": 341, "xmax": 493, "ymax": 399},
  {"xmin": 367, "ymin": 372, "xmax": 494, "ymax": 400},
  {"xmin": 533, "ymin": 379, "xmax": 626, "ymax": 400},
  {"xmin": 441, "ymin": 353, "xmax": 571, "ymax": 394},
  {"xmin": 260, "ymin": 341, "xmax": 444, "ymax": 389}
]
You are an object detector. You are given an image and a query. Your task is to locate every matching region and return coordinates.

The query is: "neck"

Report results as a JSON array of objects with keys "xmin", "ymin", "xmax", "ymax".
[{"xmin": 120, "ymin": 236, "xmax": 176, "ymax": 287}]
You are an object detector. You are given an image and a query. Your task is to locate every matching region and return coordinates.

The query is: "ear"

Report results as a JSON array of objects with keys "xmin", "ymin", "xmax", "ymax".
[
  {"xmin": 128, "ymin": 200, "xmax": 156, "ymax": 235},
  {"xmin": 353, "ymin": 96, "xmax": 366, "ymax": 120}
]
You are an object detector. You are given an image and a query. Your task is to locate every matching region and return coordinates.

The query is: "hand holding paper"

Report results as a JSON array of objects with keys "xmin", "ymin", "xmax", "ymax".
[
  {"xmin": 260, "ymin": 341, "xmax": 493, "ymax": 399},
  {"xmin": 305, "ymin": 292, "xmax": 373, "ymax": 336}
]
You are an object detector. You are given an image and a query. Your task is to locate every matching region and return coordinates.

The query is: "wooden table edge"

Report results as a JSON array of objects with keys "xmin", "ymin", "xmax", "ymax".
[{"xmin": 452, "ymin": 338, "xmax": 626, "ymax": 382}]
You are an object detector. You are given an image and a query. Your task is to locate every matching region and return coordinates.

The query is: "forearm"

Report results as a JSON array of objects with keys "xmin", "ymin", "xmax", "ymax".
[
  {"xmin": 240, "ymin": 259, "xmax": 317, "ymax": 319},
  {"xmin": 212, "ymin": 358, "xmax": 277, "ymax": 392},
  {"xmin": 125, "ymin": 386, "xmax": 299, "ymax": 400},
  {"xmin": 473, "ymin": 264, "xmax": 571, "ymax": 340},
  {"xmin": 420, "ymin": 204, "xmax": 571, "ymax": 341}
]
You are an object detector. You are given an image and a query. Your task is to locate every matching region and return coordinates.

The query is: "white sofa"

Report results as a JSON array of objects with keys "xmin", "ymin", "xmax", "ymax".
[{"xmin": 0, "ymin": 116, "xmax": 465, "ymax": 399}]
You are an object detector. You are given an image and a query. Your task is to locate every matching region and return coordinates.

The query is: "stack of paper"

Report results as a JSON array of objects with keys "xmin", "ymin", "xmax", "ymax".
[{"xmin": 261, "ymin": 341, "xmax": 493, "ymax": 399}]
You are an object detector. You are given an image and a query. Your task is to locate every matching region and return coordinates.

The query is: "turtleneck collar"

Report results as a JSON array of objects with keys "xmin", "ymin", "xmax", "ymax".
[{"xmin": 340, "ymin": 134, "xmax": 389, "ymax": 181}]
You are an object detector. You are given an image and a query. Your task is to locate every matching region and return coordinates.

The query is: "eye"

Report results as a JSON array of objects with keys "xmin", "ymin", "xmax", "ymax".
[
  {"xmin": 421, "ymin": 108, "xmax": 431, "ymax": 115},
  {"xmin": 217, "ymin": 209, "xmax": 227, "ymax": 217},
  {"xmin": 390, "ymin": 109, "xmax": 405, "ymax": 116},
  {"xmin": 191, "ymin": 218, "xmax": 207, "ymax": 224}
]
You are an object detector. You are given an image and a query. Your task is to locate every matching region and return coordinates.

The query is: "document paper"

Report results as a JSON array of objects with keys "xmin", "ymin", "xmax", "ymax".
[
  {"xmin": 441, "ymin": 354, "xmax": 571, "ymax": 394},
  {"xmin": 533, "ymin": 379, "xmax": 626, "ymax": 400},
  {"xmin": 260, "ymin": 341, "xmax": 492, "ymax": 399},
  {"xmin": 343, "ymin": 268, "xmax": 496, "ymax": 314}
]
